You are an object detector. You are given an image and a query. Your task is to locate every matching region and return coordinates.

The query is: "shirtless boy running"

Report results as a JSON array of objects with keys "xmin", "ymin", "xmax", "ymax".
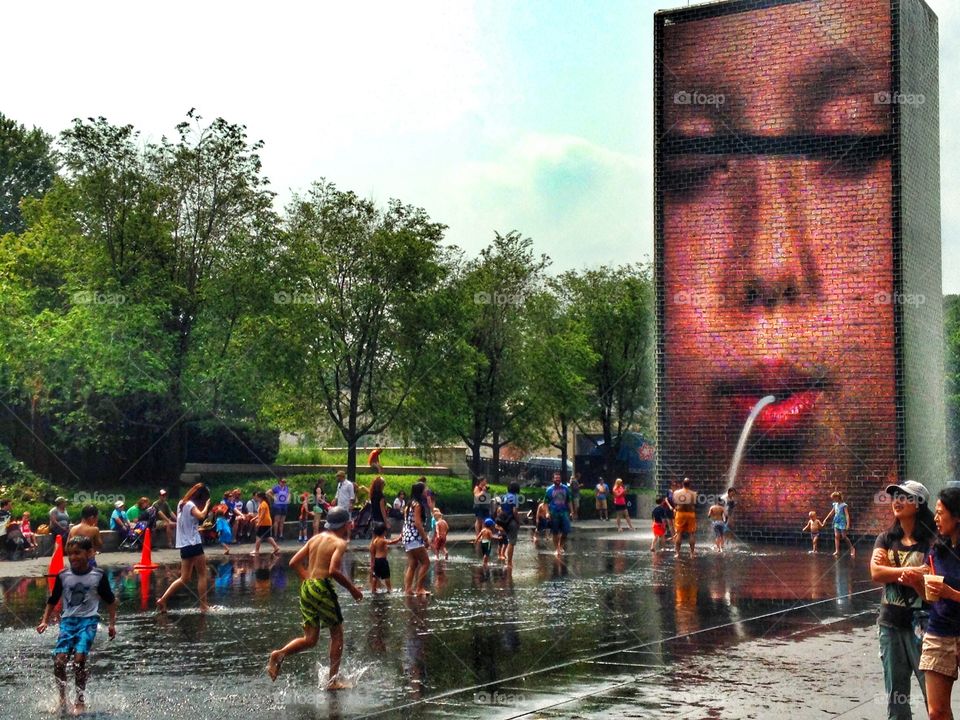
[{"xmin": 267, "ymin": 507, "xmax": 363, "ymax": 689}]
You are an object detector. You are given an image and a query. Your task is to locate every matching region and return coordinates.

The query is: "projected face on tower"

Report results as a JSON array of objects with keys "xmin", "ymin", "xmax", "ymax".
[{"xmin": 658, "ymin": 0, "xmax": 897, "ymax": 533}]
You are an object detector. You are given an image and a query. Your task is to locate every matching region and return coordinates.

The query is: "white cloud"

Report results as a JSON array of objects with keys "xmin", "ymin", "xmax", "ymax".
[{"xmin": 445, "ymin": 133, "xmax": 652, "ymax": 271}]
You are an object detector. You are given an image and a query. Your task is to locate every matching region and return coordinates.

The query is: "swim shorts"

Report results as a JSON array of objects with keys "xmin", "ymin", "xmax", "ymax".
[
  {"xmin": 549, "ymin": 512, "xmax": 571, "ymax": 536},
  {"xmin": 537, "ymin": 517, "xmax": 549, "ymax": 532},
  {"xmin": 712, "ymin": 521, "xmax": 726, "ymax": 537},
  {"xmin": 53, "ymin": 616, "xmax": 100, "ymax": 656},
  {"xmin": 299, "ymin": 577, "xmax": 343, "ymax": 629},
  {"xmin": 652, "ymin": 521, "xmax": 666, "ymax": 537},
  {"xmin": 256, "ymin": 525, "xmax": 272, "ymax": 539},
  {"xmin": 674, "ymin": 511, "xmax": 697, "ymax": 536},
  {"xmin": 373, "ymin": 557, "xmax": 390, "ymax": 580},
  {"xmin": 480, "ymin": 539, "xmax": 492, "ymax": 557}
]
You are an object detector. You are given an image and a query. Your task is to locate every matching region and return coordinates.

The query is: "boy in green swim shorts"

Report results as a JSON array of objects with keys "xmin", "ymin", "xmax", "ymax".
[{"xmin": 267, "ymin": 507, "xmax": 363, "ymax": 689}]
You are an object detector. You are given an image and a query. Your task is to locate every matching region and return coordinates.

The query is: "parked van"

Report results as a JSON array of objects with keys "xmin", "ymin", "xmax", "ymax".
[{"xmin": 524, "ymin": 456, "xmax": 574, "ymax": 486}]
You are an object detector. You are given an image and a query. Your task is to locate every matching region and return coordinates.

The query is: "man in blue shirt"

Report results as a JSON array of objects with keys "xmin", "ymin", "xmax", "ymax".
[{"xmin": 544, "ymin": 475, "xmax": 572, "ymax": 557}]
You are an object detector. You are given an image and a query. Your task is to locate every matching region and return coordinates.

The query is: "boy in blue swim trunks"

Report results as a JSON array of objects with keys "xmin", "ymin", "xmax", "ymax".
[
  {"xmin": 36, "ymin": 535, "xmax": 117, "ymax": 715},
  {"xmin": 267, "ymin": 507, "xmax": 363, "ymax": 689}
]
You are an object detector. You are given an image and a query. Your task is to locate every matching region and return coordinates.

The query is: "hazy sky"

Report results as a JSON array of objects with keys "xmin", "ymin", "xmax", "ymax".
[{"xmin": 5, "ymin": 0, "xmax": 957, "ymax": 291}]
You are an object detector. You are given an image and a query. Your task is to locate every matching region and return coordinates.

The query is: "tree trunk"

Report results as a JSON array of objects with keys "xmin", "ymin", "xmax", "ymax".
[
  {"xmin": 470, "ymin": 441, "xmax": 483, "ymax": 483},
  {"xmin": 346, "ymin": 404, "xmax": 358, "ymax": 483},
  {"xmin": 491, "ymin": 431, "xmax": 501, "ymax": 484},
  {"xmin": 559, "ymin": 415, "xmax": 570, "ymax": 482}
]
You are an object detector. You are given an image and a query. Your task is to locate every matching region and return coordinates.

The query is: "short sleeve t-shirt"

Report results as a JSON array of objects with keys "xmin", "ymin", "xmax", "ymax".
[
  {"xmin": 109, "ymin": 509, "xmax": 128, "ymax": 530},
  {"xmin": 336, "ymin": 480, "xmax": 355, "ymax": 510},
  {"xmin": 595, "ymin": 483, "xmax": 608, "ymax": 501},
  {"xmin": 126, "ymin": 506, "xmax": 140, "ymax": 522},
  {"xmin": 873, "ymin": 533, "xmax": 928, "ymax": 629},
  {"xmin": 926, "ymin": 544, "xmax": 960, "ymax": 637},
  {"xmin": 48, "ymin": 567, "xmax": 115, "ymax": 619},
  {"xmin": 272, "ymin": 484, "xmax": 291, "ymax": 506},
  {"xmin": 545, "ymin": 484, "xmax": 570, "ymax": 514},
  {"xmin": 652, "ymin": 505, "xmax": 670, "ymax": 524},
  {"xmin": 176, "ymin": 500, "xmax": 202, "ymax": 548}
]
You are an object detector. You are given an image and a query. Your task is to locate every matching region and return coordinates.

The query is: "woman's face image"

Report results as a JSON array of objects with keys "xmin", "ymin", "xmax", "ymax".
[{"xmin": 660, "ymin": 0, "xmax": 897, "ymax": 533}]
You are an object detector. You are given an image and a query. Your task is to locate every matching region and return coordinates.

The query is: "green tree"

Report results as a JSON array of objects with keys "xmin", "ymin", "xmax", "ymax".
[
  {"xmin": 946, "ymin": 294, "xmax": 960, "ymax": 476},
  {"xmin": 0, "ymin": 112, "xmax": 280, "ymax": 484},
  {"xmin": 0, "ymin": 112, "xmax": 56, "ymax": 235},
  {"xmin": 526, "ymin": 285, "xmax": 596, "ymax": 481},
  {"xmin": 407, "ymin": 232, "xmax": 550, "ymax": 482},
  {"xmin": 265, "ymin": 180, "xmax": 452, "ymax": 482},
  {"xmin": 560, "ymin": 264, "xmax": 655, "ymax": 479}
]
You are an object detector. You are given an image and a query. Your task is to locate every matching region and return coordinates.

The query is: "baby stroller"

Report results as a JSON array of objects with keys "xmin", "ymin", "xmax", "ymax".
[
  {"xmin": 118, "ymin": 521, "xmax": 146, "ymax": 551},
  {"xmin": 351, "ymin": 502, "xmax": 374, "ymax": 540}
]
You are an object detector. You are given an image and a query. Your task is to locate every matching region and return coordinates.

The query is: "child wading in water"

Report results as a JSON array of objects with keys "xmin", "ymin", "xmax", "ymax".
[
  {"xmin": 801, "ymin": 511, "xmax": 824, "ymax": 553},
  {"xmin": 708, "ymin": 501, "xmax": 726, "ymax": 552},
  {"xmin": 253, "ymin": 491, "xmax": 281, "ymax": 556},
  {"xmin": 823, "ymin": 491, "xmax": 856, "ymax": 558},
  {"xmin": 369, "ymin": 522, "xmax": 401, "ymax": 593},
  {"xmin": 267, "ymin": 507, "xmax": 363, "ymax": 689},
  {"xmin": 37, "ymin": 535, "xmax": 117, "ymax": 714},
  {"xmin": 298, "ymin": 492, "xmax": 312, "ymax": 543},
  {"xmin": 532, "ymin": 501, "xmax": 550, "ymax": 545},
  {"xmin": 432, "ymin": 509, "xmax": 449, "ymax": 560},
  {"xmin": 474, "ymin": 517, "xmax": 501, "ymax": 567},
  {"xmin": 215, "ymin": 505, "xmax": 234, "ymax": 554}
]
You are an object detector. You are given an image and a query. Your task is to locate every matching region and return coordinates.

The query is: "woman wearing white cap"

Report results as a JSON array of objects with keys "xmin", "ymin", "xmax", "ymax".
[{"xmin": 871, "ymin": 480, "xmax": 934, "ymax": 720}]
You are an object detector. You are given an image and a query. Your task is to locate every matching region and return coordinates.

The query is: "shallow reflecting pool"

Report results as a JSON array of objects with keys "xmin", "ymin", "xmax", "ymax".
[{"xmin": 0, "ymin": 533, "xmax": 877, "ymax": 719}]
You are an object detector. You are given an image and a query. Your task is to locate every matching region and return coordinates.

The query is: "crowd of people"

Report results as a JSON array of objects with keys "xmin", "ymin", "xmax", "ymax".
[{"xmin": 30, "ymin": 465, "xmax": 960, "ymax": 716}]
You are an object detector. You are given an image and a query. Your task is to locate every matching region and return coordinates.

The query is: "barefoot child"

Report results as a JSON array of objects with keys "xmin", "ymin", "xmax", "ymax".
[
  {"xmin": 801, "ymin": 511, "xmax": 823, "ymax": 553},
  {"xmin": 215, "ymin": 505, "xmax": 234, "ymax": 554},
  {"xmin": 823, "ymin": 491, "xmax": 856, "ymax": 558},
  {"xmin": 532, "ymin": 501, "xmax": 550, "ymax": 545},
  {"xmin": 36, "ymin": 536, "xmax": 117, "ymax": 714},
  {"xmin": 432, "ymin": 509, "xmax": 449, "ymax": 560},
  {"xmin": 474, "ymin": 517, "xmax": 501, "ymax": 567},
  {"xmin": 267, "ymin": 507, "xmax": 363, "ymax": 689},
  {"xmin": 650, "ymin": 496, "xmax": 670, "ymax": 552},
  {"xmin": 369, "ymin": 522, "xmax": 401, "ymax": 593},
  {"xmin": 253, "ymin": 491, "xmax": 281, "ymax": 556},
  {"xmin": 298, "ymin": 492, "xmax": 312, "ymax": 543},
  {"xmin": 708, "ymin": 501, "xmax": 726, "ymax": 552}
]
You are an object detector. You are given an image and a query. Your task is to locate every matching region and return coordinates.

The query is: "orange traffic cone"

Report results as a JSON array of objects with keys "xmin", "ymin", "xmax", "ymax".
[
  {"xmin": 47, "ymin": 535, "xmax": 65, "ymax": 614},
  {"xmin": 134, "ymin": 528, "xmax": 159, "ymax": 570}
]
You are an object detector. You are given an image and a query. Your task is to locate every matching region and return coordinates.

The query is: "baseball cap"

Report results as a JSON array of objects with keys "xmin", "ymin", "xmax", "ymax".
[
  {"xmin": 159, "ymin": 489, "xmax": 167, "ymax": 495},
  {"xmin": 55, "ymin": 496, "xmax": 67, "ymax": 504},
  {"xmin": 114, "ymin": 500, "xmax": 125, "ymax": 508},
  {"xmin": 324, "ymin": 507, "xmax": 351, "ymax": 530},
  {"xmin": 484, "ymin": 517, "xmax": 495, "ymax": 527},
  {"xmin": 885, "ymin": 480, "xmax": 930, "ymax": 505}
]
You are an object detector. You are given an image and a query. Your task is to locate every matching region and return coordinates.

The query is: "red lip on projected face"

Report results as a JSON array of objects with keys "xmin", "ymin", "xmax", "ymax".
[{"xmin": 717, "ymin": 360, "xmax": 833, "ymax": 441}]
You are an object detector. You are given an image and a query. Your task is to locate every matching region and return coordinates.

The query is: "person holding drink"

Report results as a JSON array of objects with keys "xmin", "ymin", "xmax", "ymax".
[{"xmin": 899, "ymin": 486, "xmax": 960, "ymax": 720}]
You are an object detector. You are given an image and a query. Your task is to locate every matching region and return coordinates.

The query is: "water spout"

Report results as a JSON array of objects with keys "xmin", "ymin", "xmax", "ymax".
[{"xmin": 726, "ymin": 395, "xmax": 776, "ymax": 491}]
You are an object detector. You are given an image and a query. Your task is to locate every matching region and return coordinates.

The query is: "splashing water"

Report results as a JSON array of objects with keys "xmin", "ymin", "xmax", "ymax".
[{"xmin": 726, "ymin": 394, "xmax": 776, "ymax": 492}]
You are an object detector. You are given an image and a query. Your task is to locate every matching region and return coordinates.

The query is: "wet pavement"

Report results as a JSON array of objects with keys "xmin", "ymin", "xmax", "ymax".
[{"xmin": 0, "ymin": 527, "xmax": 928, "ymax": 719}]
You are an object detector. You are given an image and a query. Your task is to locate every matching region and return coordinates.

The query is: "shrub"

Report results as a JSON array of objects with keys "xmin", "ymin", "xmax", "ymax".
[{"xmin": 185, "ymin": 420, "xmax": 280, "ymax": 464}]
